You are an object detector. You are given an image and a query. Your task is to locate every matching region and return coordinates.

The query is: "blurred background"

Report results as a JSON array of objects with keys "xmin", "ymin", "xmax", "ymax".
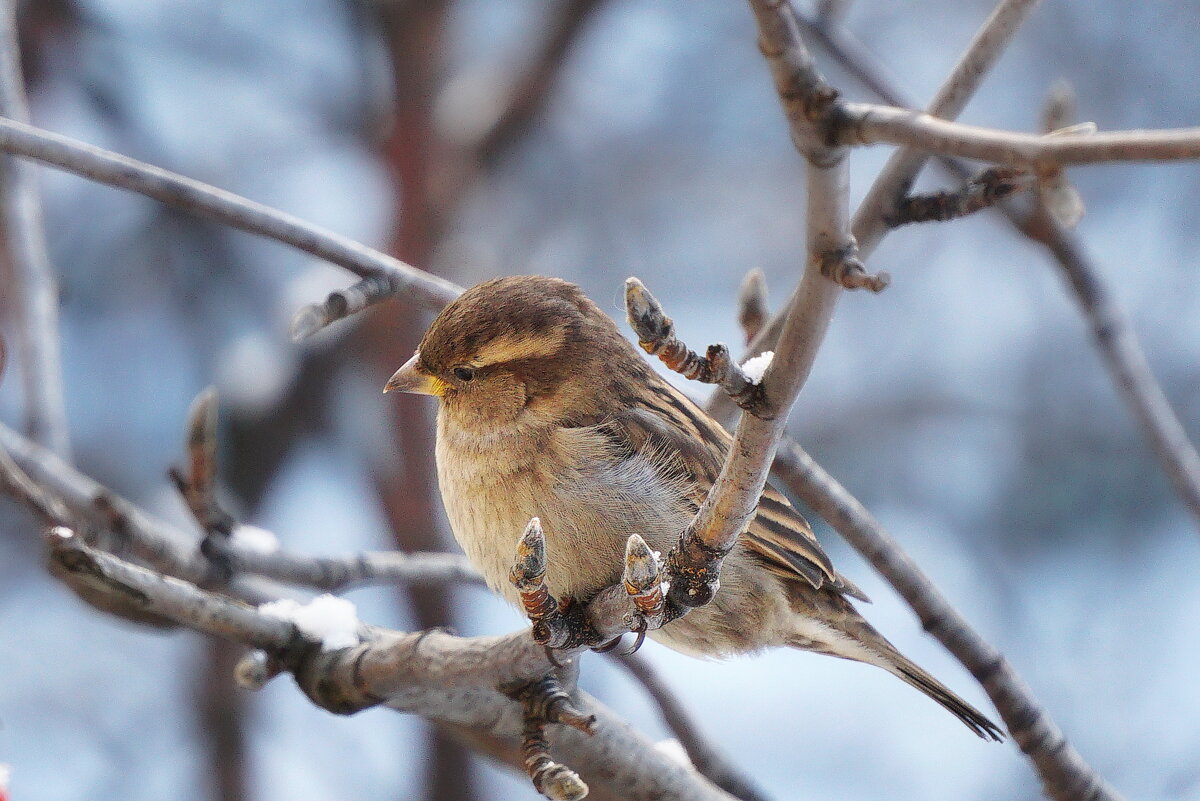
[{"xmin": 1, "ymin": 0, "xmax": 1198, "ymax": 799}]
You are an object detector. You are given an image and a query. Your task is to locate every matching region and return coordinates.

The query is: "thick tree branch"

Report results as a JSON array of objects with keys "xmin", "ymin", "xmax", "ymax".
[
  {"xmin": 769, "ymin": 440, "xmax": 1123, "ymax": 801},
  {"xmin": 0, "ymin": 4, "xmax": 70, "ymax": 458},
  {"xmin": 40, "ymin": 527, "xmax": 735, "ymax": 801},
  {"xmin": 657, "ymin": 0, "xmax": 851, "ymax": 606}
]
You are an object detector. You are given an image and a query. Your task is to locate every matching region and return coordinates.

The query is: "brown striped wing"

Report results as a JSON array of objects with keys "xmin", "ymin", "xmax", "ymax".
[{"xmin": 614, "ymin": 375, "xmax": 863, "ymax": 599}]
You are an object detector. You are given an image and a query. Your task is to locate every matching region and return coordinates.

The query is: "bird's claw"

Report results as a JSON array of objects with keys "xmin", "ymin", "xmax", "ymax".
[
  {"xmin": 511, "ymin": 518, "xmax": 604, "ymax": 654},
  {"xmin": 621, "ymin": 619, "xmax": 648, "ymax": 656}
]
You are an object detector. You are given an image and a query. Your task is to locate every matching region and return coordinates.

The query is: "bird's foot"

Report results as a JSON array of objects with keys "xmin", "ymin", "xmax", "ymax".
[
  {"xmin": 503, "ymin": 674, "xmax": 595, "ymax": 801},
  {"xmin": 510, "ymin": 520, "xmax": 679, "ymax": 659},
  {"xmin": 509, "ymin": 518, "xmax": 607, "ymax": 653}
]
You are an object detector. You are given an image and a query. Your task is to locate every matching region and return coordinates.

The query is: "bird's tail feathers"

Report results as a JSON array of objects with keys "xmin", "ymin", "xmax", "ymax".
[{"xmin": 787, "ymin": 612, "xmax": 1004, "ymax": 741}]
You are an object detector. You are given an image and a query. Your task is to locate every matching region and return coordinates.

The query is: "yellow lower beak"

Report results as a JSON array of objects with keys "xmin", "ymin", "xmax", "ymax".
[{"xmin": 384, "ymin": 352, "xmax": 446, "ymax": 396}]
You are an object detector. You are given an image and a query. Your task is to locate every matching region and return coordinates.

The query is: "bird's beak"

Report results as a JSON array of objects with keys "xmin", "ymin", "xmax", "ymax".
[{"xmin": 383, "ymin": 352, "xmax": 445, "ymax": 396}]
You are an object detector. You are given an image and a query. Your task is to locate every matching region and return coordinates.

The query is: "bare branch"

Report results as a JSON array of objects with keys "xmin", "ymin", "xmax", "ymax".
[
  {"xmin": 889, "ymin": 166, "xmax": 1033, "ymax": 226},
  {"xmin": 700, "ymin": 0, "xmax": 1041, "ymax": 424},
  {"xmin": 1025, "ymin": 208, "xmax": 1200, "ymax": 529},
  {"xmin": 850, "ymin": 0, "xmax": 1042, "ymax": 253},
  {"xmin": 837, "ymin": 105, "xmax": 1200, "ymax": 167},
  {"xmin": 662, "ymin": 0, "xmax": 849, "ymax": 606},
  {"xmin": 800, "ymin": 12, "xmax": 1200, "ymax": 533},
  {"xmin": 0, "ymin": 427, "xmax": 66, "ymax": 523},
  {"xmin": 716, "ymin": 0, "xmax": 1042, "ymax": 420},
  {"xmin": 0, "ymin": 3, "xmax": 70, "ymax": 458},
  {"xmin": 0, "ymin": 117, "xmax": 460, "ymax": 313},
  {"xmin": 41, "ymin": 526, "xmax": 735, "ymax": 801},
  {"xmin": 769, "ymin": 440, "xmax": 1123, "ymax": 801},
  {"xmin": 289, "ymin": 273, "xmax": 400, "ymax": 342},
  {"xmin": 0, "ymin": 421, "xmax": 484, "ymax": 593},
  {"xmin": 44, "ymin": 526, "xmax": 294, "ymax": 650},
  {"xmin": 615, "ymin": 652, "xmax": 772, "ymax": 801}
]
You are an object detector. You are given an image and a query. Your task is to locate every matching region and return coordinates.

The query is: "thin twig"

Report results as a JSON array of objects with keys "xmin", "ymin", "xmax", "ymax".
[
  {"xmin": 168, "ymin": 387, "xmax": 235, "ymax": 541},
  {"xmin": 625, "ymin": 277, "xmax": 762, "ymax": 413},
  {"xmin": 0, "ymin": 4, "xmax": 70, "ymax": 458},
  {"xmin": 770, "ymin": 440, "xmax": 1124, "ymax": 801},
  {"xmin": 849, "ymin": 0, "xmax": 1042, "ymax": 254},
  {"xmin": 0, "ymin": 421, "xmax": 485, "ymax": 592},
  {"xmin": 615, "ymin": 652, "xmax": 773, "ymax": 801},
  {"xmin": 889, "ymin": 166, "xmax": 1033, "ymax": 226},
  {"xmin": 1025, "ymin": 207, "xmax": 1200, "ymax": 528},
  {"xmin": 509, "ymin": 675, "xmax": 596, "ymax": 801},
  {"xmin": 0, "ymin": 116, "xmax": 460, "ymax": 311}
]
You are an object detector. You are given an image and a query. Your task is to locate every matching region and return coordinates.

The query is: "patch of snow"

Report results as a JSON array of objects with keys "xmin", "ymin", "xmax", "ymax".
[
  {"xmin": 260, "ymin": 594, "xmax": 361, "ymax": 651},
  {"xmin": 232, "ymin": 524, "xmax": 281, "ymax": 555},
  {"xmin": 740, "ymin": 350, "xmax": 774, "ymax": 384}
]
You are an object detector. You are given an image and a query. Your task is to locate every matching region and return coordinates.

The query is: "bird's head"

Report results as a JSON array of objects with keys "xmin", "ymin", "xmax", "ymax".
[{"xmin": 384, "ymin": 275, "xmax": 643, "ymax": 425}]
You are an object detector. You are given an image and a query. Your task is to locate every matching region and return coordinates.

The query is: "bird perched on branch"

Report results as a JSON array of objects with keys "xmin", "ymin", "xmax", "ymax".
[{"xmin": 385, "ymin": 274, "xmax": 1001, "ymax": 740}]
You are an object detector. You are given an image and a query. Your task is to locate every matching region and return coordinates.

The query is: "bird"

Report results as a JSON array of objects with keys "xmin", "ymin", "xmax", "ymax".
[{"xmin": 384, "ymin": 274, "xmax": 1002, "ymax": 740}]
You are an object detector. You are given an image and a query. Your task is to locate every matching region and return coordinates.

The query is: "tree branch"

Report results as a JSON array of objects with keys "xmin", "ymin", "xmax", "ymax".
[
  {"xmin": 769, "ymin": 440, "xmax": 1124, "ymax": 801},
  {"xmin": 0, "ymin": 421, "xmax": 484, "ymax": 593},
  {"xmin": 0, "ymin": 3, "xmax": 70, "ymax": 458},
  {"xmin": 1024, "ymin": 206, "xmax": 1200, "ymax": 528},
  {"xmin": 849, "ymin": 0, "xmax": 1042, "ymax": 253},
  {"xmin": 615, "ymin": 652, "xmax": 772, "ymax": 801},
  {"xmin": 0, "ymin": 116, "xmax": 460, "ymax": 312},
  {"xmin": 710, "ymin": 0, "xmax": 1041, "ymax": 422},
  {"xmin": 625, "ymin": 0, "xmax": 852, "ymax": 609},
  {"xmin": 796, "ymin": 11, "xmax": 1200, "ymax": 532},
  {"xmin": 888, "ymin": 165, "xmax": 1032, "ymax": 226},
  {"xmin": 40, "ymin": 526, "xmax": 736, "ymax": 801},
  {"xmin": 837, "ymin": 105, "xmax": 1200, "ymax": 167}
]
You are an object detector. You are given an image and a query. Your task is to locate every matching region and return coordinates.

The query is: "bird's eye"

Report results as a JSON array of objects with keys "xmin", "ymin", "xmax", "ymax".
[{"xmin": 453, "ymin": 366, "xmax": 476, "ymax": 382}]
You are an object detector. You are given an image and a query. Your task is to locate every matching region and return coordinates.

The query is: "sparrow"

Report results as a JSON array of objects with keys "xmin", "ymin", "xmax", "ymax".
[{"xmin": 385, "ymin": 275, "xmax": 1001, "ymax": 740}]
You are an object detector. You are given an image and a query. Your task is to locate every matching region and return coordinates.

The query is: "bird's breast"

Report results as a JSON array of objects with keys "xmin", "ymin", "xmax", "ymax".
[{"xmin": 434, "ymin": 415, "xmax": 691, "ymax": 605}]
